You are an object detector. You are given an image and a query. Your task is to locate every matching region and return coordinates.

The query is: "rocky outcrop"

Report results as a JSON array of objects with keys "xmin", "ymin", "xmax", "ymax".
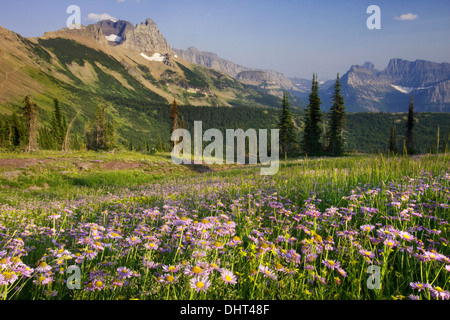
[
  {"xmin": 174, "ymin": 47, "xmax": 296, "ymax": 91},
  {"xmin": 96, "ymin": 20, "xmax": 135, "ymax": 44},
  {"xmin": 43, "ymin": 24, "xmax": 109, "ymax": 45},
  {"xmin": 236, "ymin": 70, "xmax": 295, "ymax": 90},
  {"xmin": 380, "ymin": 58, "xmax": 450, "ymax": 87},
  {"xmin": 328, "ymin": 59, "xmax": 450, "ymax": 112},
  {"xmin": 173, "ymin": 47, "xmax": 249, "ymax": 77},
  {"xmin": 121, "ymin": 18, "xmax": 171, "ymax": 54}
]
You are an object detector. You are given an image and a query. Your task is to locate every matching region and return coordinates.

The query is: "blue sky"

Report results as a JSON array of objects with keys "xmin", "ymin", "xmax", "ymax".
[{"xmin": 1, "ymin": 0, "xmax": 449, "ymax": 79}]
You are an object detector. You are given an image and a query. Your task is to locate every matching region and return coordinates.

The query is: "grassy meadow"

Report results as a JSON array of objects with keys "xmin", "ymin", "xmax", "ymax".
[{"xmin": 0, "ymin": 151, "xmax": 448, "ymax": 300}]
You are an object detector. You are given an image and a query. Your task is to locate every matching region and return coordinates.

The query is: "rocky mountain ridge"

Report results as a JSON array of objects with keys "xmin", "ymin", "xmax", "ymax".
[
  {"xmin": 173, "ymin": 47, "xmax": 296, "ymax": 93},
  {"xmin": 335, "ymin": 59, "xmax": 450, "ymax": 112},
  {"xmin": 1, "ymin": 17, "xmax": 449, "ymax": 113}
]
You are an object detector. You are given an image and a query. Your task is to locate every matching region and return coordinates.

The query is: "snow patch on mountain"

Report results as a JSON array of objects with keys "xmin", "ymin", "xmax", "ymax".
[
  {"xmin": 140, "ymin": 52, "xmax": 165, "ymax": 62},
  {"xmin": 391, "ymin": 84, "xmax": 433, "ymax": 94},
  {"xmin": 105, "ymin": 34, "xmax": 122, "ymax": 43},
  {"xmin": 391, "ymin": 85, "xmax": 414, "ymax": 94}
]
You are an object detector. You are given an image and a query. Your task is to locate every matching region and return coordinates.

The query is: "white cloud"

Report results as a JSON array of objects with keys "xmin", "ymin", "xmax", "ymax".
[
  {"xmin": 87, "ymin": 13, "xmax": 117, "ymax": 22},
  {"xmin": 394, "ymin": 13, "xmax": 419, "ymax": 21}
]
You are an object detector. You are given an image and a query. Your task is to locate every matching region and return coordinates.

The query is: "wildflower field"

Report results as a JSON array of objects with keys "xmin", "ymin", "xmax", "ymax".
[{"xmin": 0, "ymin": 153, "xmax": 449, "ymax": 300}]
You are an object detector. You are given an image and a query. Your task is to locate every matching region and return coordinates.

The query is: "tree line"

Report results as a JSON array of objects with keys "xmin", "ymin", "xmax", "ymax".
[
  {"xmin": 0, "ymin": 96, "xmax": 117, "ymax": 153},
  {"xmin": 277, "ymin": 73, "xmax": 442, "ymax": 158},
  {"xmin": 1, "ymin": 87, "xmax": 446, "ymax": 157},
  {"xmin": 279, "ymin": 73, "xmax": 347, "ymax": 157}
]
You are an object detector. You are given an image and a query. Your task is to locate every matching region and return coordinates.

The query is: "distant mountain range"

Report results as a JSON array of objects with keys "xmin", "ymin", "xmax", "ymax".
[
  {"xmin": 0, "ymin": 16, "xmax": 449, "ymax": 118},
  {"xmin": 174, "ymin": 48, "xmax": 450, "ymax": 112},
  {"xmin": 0, "ymin": 18, "xmax": 285, "ymax": 147},
  {"xmin": 335, "ymin": 59, "xmax": 450, "ymax": 112}
]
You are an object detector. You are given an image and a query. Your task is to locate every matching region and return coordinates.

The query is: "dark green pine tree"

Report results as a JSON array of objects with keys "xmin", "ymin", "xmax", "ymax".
[
  {"xmin": 327, "ymin": 73, "xmax": 346, "ymax": 156},
  {"xmin": 84, "ymin": 119, "xmax": 94, "ymax": 151},
  {"xmin": 94, "ymin": 104, "xmax": 107, "ymax": 151},
  {"xmin": 10, "ymin": 112, "xmax": 23, "ymax": 148},
  {"xmin": 278, "ymin": 91, "xmax": 298, "ymax": 157},
  {"xmin": 0, "ymin": 119, "xmax": 9, "ymax": 148},
  {"xmin": 23, "ymin": 95, "xmax": 39, "ymax": 153},
  {"xmin": 105, "ymin": 119, "xmax": 117, "ymax": 151},
  {"xmin": 170, "ymin": 100, "xmax": 179, "ymax": 148},
  {"xmin": 405, "ymin": 94, "xmax": 415, "ymax": 154},
  {"xmin": 301, "ymin": 73, "xmax": 322, "ymax": 156},
  {"xmin": 389, "ymin": 125, "xmax": 398, "ymax": 154},
  {"xmin": 38, "ymin": 127, "xmax": 55, "ymax": 150},
  {"xmin": 51, "ymin": 98, "xmax": 67, "ymax": 149}
]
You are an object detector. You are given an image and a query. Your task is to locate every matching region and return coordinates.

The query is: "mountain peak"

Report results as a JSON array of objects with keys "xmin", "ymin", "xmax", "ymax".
[
  {"xmin": 383, "ymin": 58, "xmax": 450, "ymax": 87},
  {"xmin": 120, "ymin": 18, "xmax": 171, "ymax": 53},
  {"xmin": 362, "ymin": 62, "xmax": 377, "ymax": 72},
  {"xmin": 187, "ymin": 46, "xmax": 199, "ymax": 52},
  {"xmin": 97, "ymin": 20, "xmax": 135, "ymax": 44},
  {"xmin": 144, "ymin": 18, "xmax": 156, "ymax": 26}
]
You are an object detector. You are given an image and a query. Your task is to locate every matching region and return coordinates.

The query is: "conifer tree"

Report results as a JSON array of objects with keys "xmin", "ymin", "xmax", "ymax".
[
  {"xmin": 105, "ymin": 119, "xmax": 117, "ymax": 151},
  {"xmin": 94, "ymin": 104, "xmax": 107, "ymax": 150},
  {"xmin": 52, "ymin": 98, "xmax": 67, "ymax": 149},
  {"xmin": 278, "ymin": 91, "xmax": 298, "ymax": 156},
  {"xmin": 23, "ymin": 95, "xmax": 39, "ymax": 153},
  {"xmin": 301, "ymin": 74, "xmax": 322, "ymax": 156},
  {"xmin": 84, "ymin": 120, "xmax": 94, "ymax": 151},
  {"xmin": 0, "ymin": 120, "xmax": 8, "ymax": 148},
  {"xmin": 389, "ymin": 125, "xmax": 397, "ymax": 154},
  {"xmin": 327, "ymin": 73, "xmax": 346, "ymax": 156},
  {"xmin": 170, "ymin": 100, "xmax": 179, "ymax": 148},
  {"xmin": 405, "ymin": 94, "xmax": 415, "ymax": 154},
  {"xmin": 10, "ymin": 112, "xmax": 22, "ymax": 148},
  {"xmin": 84, "ymin": 105, "xmax": 117, "ymax": 151}
]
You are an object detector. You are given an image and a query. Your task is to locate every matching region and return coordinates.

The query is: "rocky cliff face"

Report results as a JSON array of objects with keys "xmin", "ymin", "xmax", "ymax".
[
  {"xmin": 236, "ymin": 70, "xmax": 296, "ymax": 90},
  {"xmin": 173, "ymin": 47, "xmax": 249, "ymax": 78},
  {"xmin": 121, "ymin": 18, "xmax": 171, "ymax": 54},
  {"xmin": 42, "ymin": 24, "xmax": 109, "ymax": 45},
  {"xmin": 329, "ymin": 59, "xmax": 450, "ymax": 112},
  {"xmin": 380, "ymin": 58, "xmax": 450, "ymax": 87},
  {"xmin": 96, "ymin": 20, "xmax": 135, "ymax": 44},
  {"xmin": 174, "ymin": 47, "xmax": 296, "ymax": 91}
]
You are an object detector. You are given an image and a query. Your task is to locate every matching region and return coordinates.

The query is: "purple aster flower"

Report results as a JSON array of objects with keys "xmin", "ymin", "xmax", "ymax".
[
  {"xmin": 184, "ymin": 265, "xmax": 206, "ymax": 276},
  {"xmin": 305, "ymin": 253, "xmax": 318, "ymax": 263},
  {"xmin": 36, "ymin": 261, "xmax": 52, "ymax": 273},
  {"xmin": 126, "ymin": 236, "xmax": 142, "ymax": 246},
  {"xmin": 86, "ymin": 279, "xmax": 105, "ymax": 291},
  {"xmin": 190, "ymin": 276, "xmax": 211, "ymax": 292},
  {"xmin": 337, "ymin": 267, "xmax": 347, "ymax": 278},
  {"xmin": 398, "ymin": 231, "xmax": 415, "ymax": 242},
  {"xmin": 83, "ymin": 249, "xmax": 97, "ymax": 260},
  {"xmin": 258, "ymin": 265, "xmax": 277, "ymax": 280},
  {"xmin": 322, "ymin": 259, "xmax": 341, "ymax": 270},
  {"xmin": 221, "ymin": 269, "xmax": 237, "ymax": 285},
  {"xmin": 162, "ymin": 265, "xmax": 180, "ymax": 273},
  {"xmin": 359, "ymin": 249, "xmax": 375, "ymax": 259},
  {"xmin": 410, "ymin": 282, "xmax": 430, "ymax": 292},
  {"xmin": 33, "ymin": 273, "xmax": 53, "ymax": 286},
  {"xmin": 162, "ymin": 274, "xmax": 177, "ymax": 284},
  {"xmin": 383, "ymin": 239, "xmax": 398, "ymax": 248},
  {"xmin": 0, "ymin": 271, "xmax": 19, "ymax": 285},
  {"xmin": 360, "ymin": 224, "xmax": 375, "ymax": 232},
  {"xmin": 117, "ymin": 267, "xmax": 133, "ymax": 279},
  {"xmin": 430, "ymin": 286, "xmax": 450, "ymax": 300},
  {"xmin": 144, "ymin": 242, "xmax": 159, "ymax": 250}
]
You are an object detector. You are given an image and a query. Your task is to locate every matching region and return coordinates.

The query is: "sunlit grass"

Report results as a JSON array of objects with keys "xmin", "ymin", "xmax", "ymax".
[{"xmin": 0, "ymin": 152, "xmax": 448, "ymax": 300}]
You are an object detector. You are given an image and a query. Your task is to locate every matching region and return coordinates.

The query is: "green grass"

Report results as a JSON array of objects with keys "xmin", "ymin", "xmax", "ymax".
[{"xmin": 0, "ymin": 151, "xmax": 448, "ymax": 300}]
